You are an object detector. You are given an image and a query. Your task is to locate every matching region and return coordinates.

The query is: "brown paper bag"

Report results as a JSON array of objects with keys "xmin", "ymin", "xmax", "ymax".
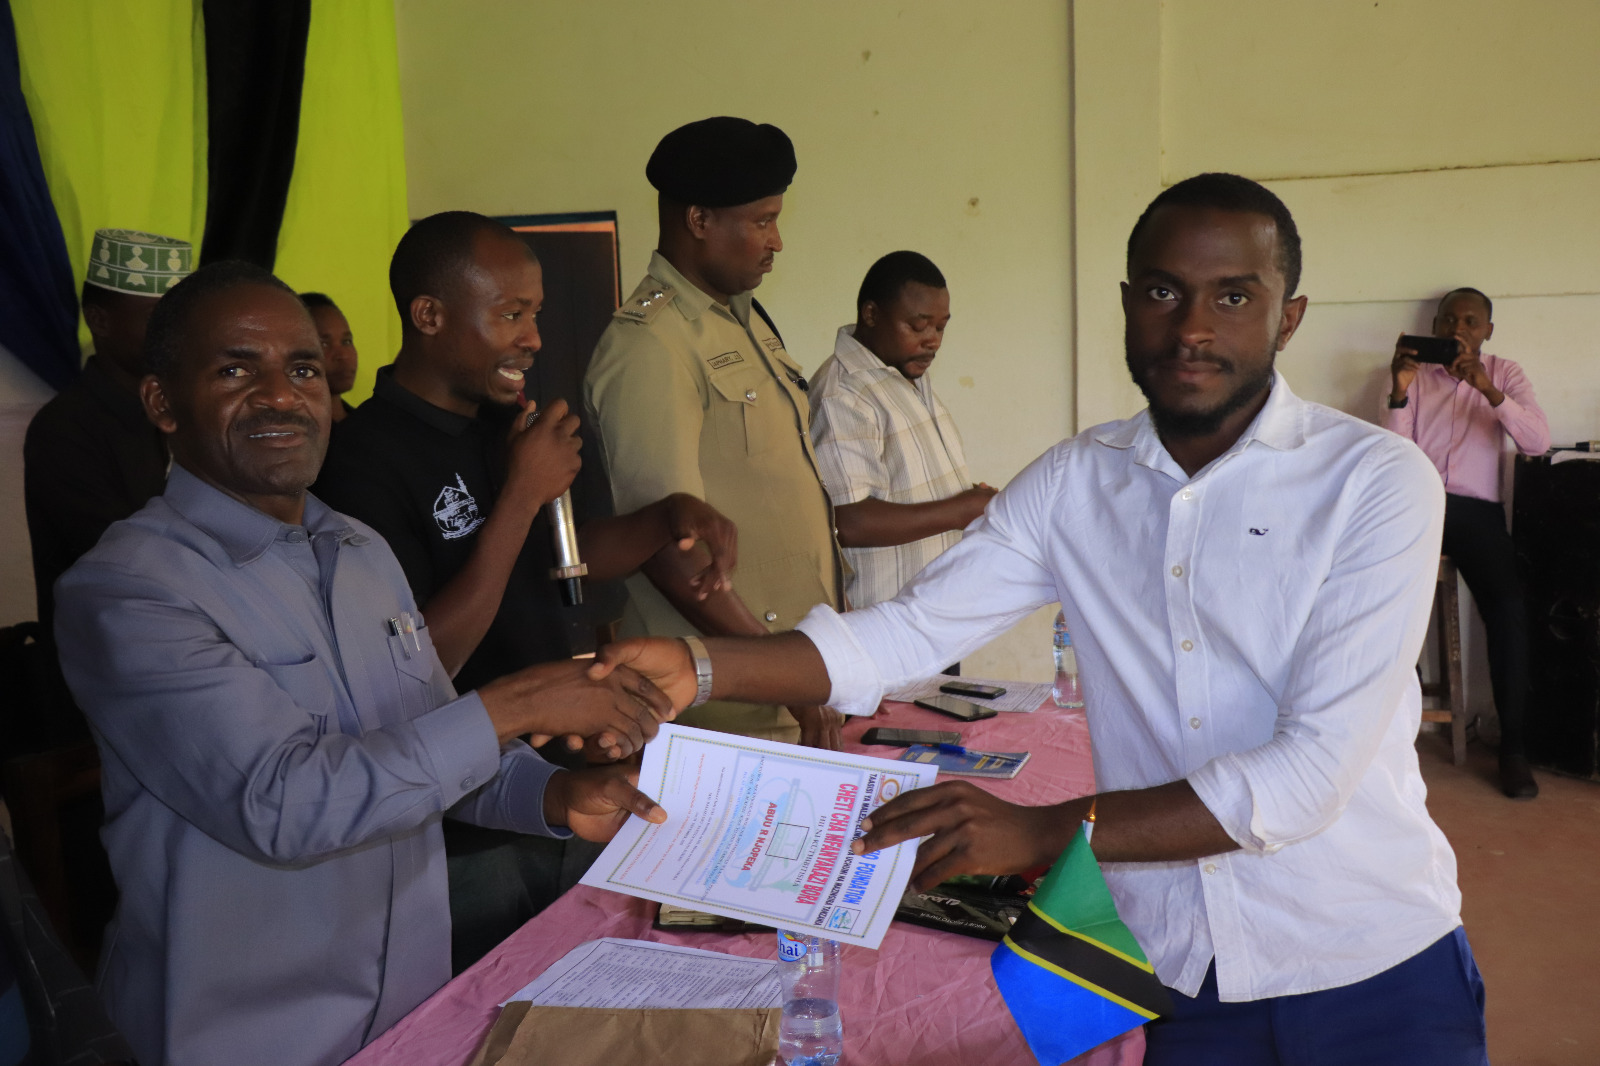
[{"xmin": 469, "ymin": 1003, "xmax": 781, "ymax": 1066}]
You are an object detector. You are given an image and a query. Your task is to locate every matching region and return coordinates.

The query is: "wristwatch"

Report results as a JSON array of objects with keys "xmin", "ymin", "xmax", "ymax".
[
  {"xmin": 681, "ymin": 635, "xmax": 713, "ymax": 707},
  {"xmin": 1387, "ymin": 395, "xmax": 1409, "ymax": 409}
]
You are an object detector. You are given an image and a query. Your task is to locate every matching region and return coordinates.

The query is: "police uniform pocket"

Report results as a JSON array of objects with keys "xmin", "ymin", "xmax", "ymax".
[
  {"xmin": 709, "ymin": 366, "xmax": 779, "ymax": 457},
  {"xmin": 253, "ymin": 653, "xmax": 335, "ymax": 735},
  {"xmin": 734, "ymin": 552, "xmax": 832, "ymax": 631}
]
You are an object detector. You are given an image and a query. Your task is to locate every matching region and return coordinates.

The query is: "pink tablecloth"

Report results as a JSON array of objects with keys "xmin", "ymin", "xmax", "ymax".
[{"xmin": 347, "ymin": 699, "xmax": 1145, "ymax": 1066}]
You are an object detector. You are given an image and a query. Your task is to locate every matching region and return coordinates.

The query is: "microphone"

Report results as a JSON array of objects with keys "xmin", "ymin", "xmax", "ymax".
[
  {"xmin": 547, "ymin": 488, "xmax": 587, "ymax": 606},
  {"xmin": 521, "ymin": 390, "xmax": 587, "ymax": 606}
]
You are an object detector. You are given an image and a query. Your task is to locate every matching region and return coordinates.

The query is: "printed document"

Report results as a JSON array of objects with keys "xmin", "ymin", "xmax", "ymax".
[
  {"xmin": 886, "ymin": 675, "xmax": 1055, "ymax": 713},
  {"xmin": 580, "ymin": 725, "xmax": 936, "ymax": 949},
  {"xmin": 504, "ymin": 938, "xmax": 780, "ymax": 1008}
]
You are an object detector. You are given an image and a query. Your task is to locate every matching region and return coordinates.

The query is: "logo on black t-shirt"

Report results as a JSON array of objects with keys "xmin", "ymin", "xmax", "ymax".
[{"xmin": 433, "ymin": 473, "xmax": 483, "ymax": 540}]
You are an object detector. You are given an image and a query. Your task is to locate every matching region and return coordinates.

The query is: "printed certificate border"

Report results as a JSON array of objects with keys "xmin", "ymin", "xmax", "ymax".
[{"xmin": 587, "ymin": 727, "xmax": 934, "ymax": 947}]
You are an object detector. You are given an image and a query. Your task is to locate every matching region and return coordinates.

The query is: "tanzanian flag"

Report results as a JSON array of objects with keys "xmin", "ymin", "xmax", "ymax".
[{"xmin": 990, "ymin": 822, "xmax": 1172, "ymax": 1064}]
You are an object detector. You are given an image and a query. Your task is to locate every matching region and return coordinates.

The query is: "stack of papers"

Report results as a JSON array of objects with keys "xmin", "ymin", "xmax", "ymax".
[
  {"xmin": 884, "ymin": 676, "xmax": 1055, "ymax": 713},
  {"xmin": 505, "ymin": 938, "xmax": 780, "ymax": 1009}
]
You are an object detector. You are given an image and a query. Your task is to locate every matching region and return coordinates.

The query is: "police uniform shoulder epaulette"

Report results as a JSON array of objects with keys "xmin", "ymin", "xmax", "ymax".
[{"xmin": 613, "ymin": 279, "xmax": 676, "ymax": 323}]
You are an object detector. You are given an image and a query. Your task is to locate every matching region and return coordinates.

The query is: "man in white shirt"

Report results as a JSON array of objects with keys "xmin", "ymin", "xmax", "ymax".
[
  {"xmin": 809, "ymin": 251, "xmax": 995, "ymax": 608},
  {"xmin": 596, "ymin": 173, "xmax": 1485, "ymax": 1065}
]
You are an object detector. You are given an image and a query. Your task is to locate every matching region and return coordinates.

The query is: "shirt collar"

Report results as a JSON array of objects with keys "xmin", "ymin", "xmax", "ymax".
[
  {"xmin": 648, "ymin": 250, "xmax": 752, "ymax": 326},
  {"xmin": 163, "ymin": 463, "xmax": 363, "ymax": 566},
  {"xmin": 1243, "ymin": 370, "xmax": 1306, "ymax": 451},
  {"xmin": 371, "ymin": 364, "xmax": 480, "ymax": 437},
  {"xmin": 831, "ymin": 324, "xmax": 899, "ymax": 378},
  {"xmin": 80, "ymin": 355, "xmax": 156, "ymax": 434},
  {"xmin": 1093, "ymin": 369, "xmax": 1308, "ymax": 472}
]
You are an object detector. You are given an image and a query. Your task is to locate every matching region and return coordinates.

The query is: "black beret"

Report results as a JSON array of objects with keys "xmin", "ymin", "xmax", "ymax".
[{"xmin": 646, "ymin": 116, "xmax": 796, "ymax": 208}]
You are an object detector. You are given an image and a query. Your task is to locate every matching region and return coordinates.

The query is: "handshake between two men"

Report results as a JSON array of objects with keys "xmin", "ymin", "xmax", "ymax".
[
  {"xmin": 492, "ymin": 629, "xmax": 992, "ymax": 879},
  {"xmin": 474, "ymin": 634, "xmax": 844, "ymax": 847},
  {"xmin": 476, "ymin": 655, "xmax": 675, "ymax": 841}
]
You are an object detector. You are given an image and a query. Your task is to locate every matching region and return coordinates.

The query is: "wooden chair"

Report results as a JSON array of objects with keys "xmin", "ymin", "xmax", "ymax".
[
  {"xmin": 1, "ymin": 741, "xmax": 111, "ymax": 972},
  {"xmin": 1419, "ymin": 557, "xmax": 1469, "ymax": 766},
  {"xmin": 0, "ymin": 620, "xmax": 115, "ymax": 973}
]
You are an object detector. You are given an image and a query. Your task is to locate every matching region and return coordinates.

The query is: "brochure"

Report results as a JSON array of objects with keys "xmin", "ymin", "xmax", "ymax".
[{"xmin": 897, "ymin": 744, "xmax": 1031, "ymax": 780}]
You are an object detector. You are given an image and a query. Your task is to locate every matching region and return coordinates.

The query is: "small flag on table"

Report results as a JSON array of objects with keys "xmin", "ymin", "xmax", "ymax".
[{"xmin": 990, "ymin": 819, "xmax": 1172, "ymax": 1065}]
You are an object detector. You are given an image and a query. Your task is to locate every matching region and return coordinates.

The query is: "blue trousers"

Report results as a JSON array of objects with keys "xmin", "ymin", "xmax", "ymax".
[{"xmin": 1142, "ymin": 927, "xmax": 1487, "ymax": 1066}]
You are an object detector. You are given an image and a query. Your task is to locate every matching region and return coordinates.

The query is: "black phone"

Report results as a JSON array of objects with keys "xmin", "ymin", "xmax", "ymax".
[
  {"xmin": 939, "ymin": 681, "xmax": 1006, "ymax": 700},
  {"xmin": 914, "ymin": 695, "xmax": 999, "ymax": 722},
  {"xmin": 861, "ymin": 727, "xmax": 962, "ymax": 746},
  {"xmin": 1400, "ymin": 334, "xmax": 1458, "ymax": 365}
]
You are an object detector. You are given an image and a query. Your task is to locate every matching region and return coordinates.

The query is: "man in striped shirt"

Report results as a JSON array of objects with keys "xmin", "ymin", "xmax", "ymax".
[{"xmin": 809, "ymin": 252, "xmax": 996, "ymax": 609}]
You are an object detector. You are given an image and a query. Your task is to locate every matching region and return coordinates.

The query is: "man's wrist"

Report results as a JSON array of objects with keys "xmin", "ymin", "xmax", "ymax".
[
  {"xmin": 1387, "ymin": 394, "xmax": 1409, "ymax": 409},
  {"xmin": 682, "ymin": 635, "xmax": 713, "ymax": 706},
  {"xmin": 541, "ymin": 767, "xmax": 571, "ymax": 828},
  {"xmin": 1048, "ymin": 797, "xmax": 1094, "ymax": 856},
  {"xmin": 486, "ymin": 485, "xmax": 544, "ymax": 531},
  {"xmin": 475, "ymin": 673, "xmax": 524, "ymax": 740},
  {"xmin": 645, "ymin": 495, "xmax": 679, "ymax": 547}
]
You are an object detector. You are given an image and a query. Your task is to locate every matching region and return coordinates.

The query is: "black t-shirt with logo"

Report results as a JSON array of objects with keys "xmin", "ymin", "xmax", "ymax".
[{"xmin": 314, "ymin": 366, "xmax": 617, "ymax": 694}]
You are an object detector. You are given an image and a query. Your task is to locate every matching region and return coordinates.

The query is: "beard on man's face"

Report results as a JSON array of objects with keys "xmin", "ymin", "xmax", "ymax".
[{"xmin": 1124, "ymin": 344, "xmax": 1277, "ymax": 440}]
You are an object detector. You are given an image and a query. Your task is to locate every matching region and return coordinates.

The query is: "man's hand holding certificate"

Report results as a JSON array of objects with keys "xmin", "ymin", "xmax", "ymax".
[{"xmin": 580, "ymin": 725, "xmax": 936, "ymax": 948}]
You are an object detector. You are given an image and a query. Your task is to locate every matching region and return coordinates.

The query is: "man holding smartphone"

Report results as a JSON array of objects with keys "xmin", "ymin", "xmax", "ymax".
[{"xmin": 1384, "ymin": 288, "xmax": 1549, "ymax": 797}]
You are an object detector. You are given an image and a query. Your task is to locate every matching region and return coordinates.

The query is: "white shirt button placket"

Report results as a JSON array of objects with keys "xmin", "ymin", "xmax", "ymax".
[{"xmin": 1168, "ymin": 484, "xmax": 1207, "ymax": 765}]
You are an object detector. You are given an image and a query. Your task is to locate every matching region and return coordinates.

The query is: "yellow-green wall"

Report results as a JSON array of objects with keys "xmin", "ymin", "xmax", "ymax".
[
  {"xmin": 393, "ymin": 0, "xmax": 1075, "ymax": 484},
  {"xmin": 1076, "ymin": 0, "xmax": 1600, "ymax": 445},
  {"xmin": 394, "ymin": 0, "xmax": 1076, "ymax": 679}
]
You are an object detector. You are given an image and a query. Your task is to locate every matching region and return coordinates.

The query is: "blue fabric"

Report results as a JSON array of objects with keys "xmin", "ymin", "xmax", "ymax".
[
  {"xmin": 0, "ymin": 940, "xmax": 27, "ymax": 1066},
  {"xmin": 1143, "ymin": 926, "xmax": 1488, "ymax": 1066},
  {"xmin": 0, "ymin": 0, "xmax": 80, "ymax": 390},
  {"xmin": 991, "ymin": 939, "xmax": 1150, "ymax": 1066},
  {"xmin": 0, "ymin": 986, "xmax": 27, "ymax": 1066}
]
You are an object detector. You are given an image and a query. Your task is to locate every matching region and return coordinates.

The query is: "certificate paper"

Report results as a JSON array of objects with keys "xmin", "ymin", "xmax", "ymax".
[
  {"xmin": 580, "ymin": 724, "xmax": 936, "ymax": 949},
  {"xmin": 504, "ymin": 938, "xmax": 780, "ymax": 1008}
]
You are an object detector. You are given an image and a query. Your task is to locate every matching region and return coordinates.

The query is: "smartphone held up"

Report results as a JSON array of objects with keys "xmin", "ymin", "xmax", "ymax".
[{"xmin": 1399, "ymin": 334, "xmax": 1459, "ymax": 365}]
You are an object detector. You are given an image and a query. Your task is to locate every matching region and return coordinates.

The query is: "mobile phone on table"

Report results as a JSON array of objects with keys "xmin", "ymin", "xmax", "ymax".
[
  {"xmin": 861, "ymin": 727, "xmax": 962, "ymax": 747},
  {"xmin": 914, "ymin": 695, "xmax": 999, "ymax": 722},
  {"xmin": 939, "ymin": 680, "xmax": 1006, "ymax": 700},
  {"xmin": 1399, "ymin": 334, "xmax": 1458, "ymax": 365}
]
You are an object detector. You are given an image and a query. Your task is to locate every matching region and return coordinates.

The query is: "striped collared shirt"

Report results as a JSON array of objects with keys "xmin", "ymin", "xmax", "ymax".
[{"xmin": 809, "ymin": 325, "xmax": 973, "ymax": 608}]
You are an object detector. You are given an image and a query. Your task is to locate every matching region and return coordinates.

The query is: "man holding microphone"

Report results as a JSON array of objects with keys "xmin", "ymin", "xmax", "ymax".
[{"xmin": 315, "ymin": 211, "xmax": 737, "ymax": 967}]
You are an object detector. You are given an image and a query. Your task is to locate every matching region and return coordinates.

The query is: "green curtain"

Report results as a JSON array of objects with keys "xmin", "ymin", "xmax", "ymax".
[
  {"xmin": 14, "ymin": 0, "xmax": 407, "ymax": 392},
  {"xmin": 273, "ymin": 0, "xmax": 409, "ymax": 405},
  {"xmin": 10, "ymin": 0, "xmax": 206, "ymax": 358}
]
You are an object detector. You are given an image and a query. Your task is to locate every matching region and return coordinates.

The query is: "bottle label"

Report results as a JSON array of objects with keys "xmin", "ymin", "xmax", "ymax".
[{"xmin": 777, "ymin": 931, "xmax": 810, "ymax": 962}]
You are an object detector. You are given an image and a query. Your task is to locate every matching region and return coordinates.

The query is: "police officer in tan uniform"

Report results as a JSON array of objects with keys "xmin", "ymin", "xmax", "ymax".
[{"xmin": 586, "ymin": 116, "xmax": 845, "ymax": 747}]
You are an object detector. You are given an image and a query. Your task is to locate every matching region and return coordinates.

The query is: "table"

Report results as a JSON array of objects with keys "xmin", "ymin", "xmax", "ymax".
[{"xmin": 348, "ymin": 699, "xmax": 1145, "ymax": 1066}]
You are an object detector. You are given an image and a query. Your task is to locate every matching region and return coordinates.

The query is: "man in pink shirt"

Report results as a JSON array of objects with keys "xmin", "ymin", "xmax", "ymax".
[{"xmin": 1384, "ymin": 287, "xmax": 1550, "ymax": 798}]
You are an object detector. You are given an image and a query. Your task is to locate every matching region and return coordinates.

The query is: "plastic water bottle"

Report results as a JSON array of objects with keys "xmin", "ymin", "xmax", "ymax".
[
  {"xmin": 1052, "ymin": 611, "xmax": 1084, "ymax": 708},
  {"xmin": 776, "ymin": 931, "xmax": 843, "ymax": 1066}
]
